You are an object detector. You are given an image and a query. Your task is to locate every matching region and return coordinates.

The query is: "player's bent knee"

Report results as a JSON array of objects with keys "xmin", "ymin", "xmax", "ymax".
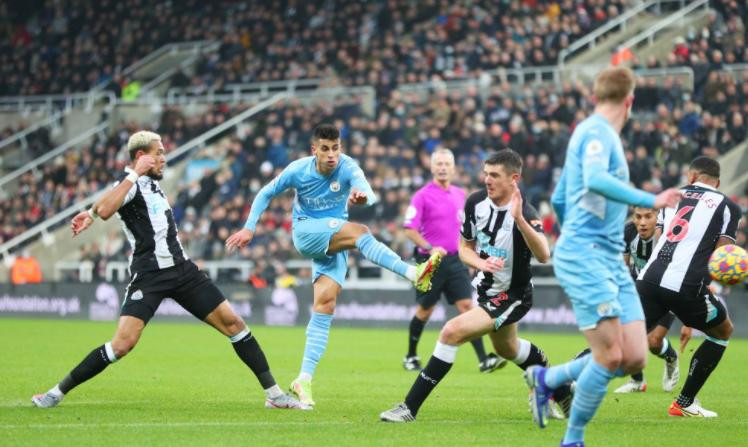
[
  {"xmin": 711, "ymin": 318, "xmax": 734, "ymax": 340},
  {"xmin": 111, "ymin": 337, "xmax": 138, "ymax": 358},
  {"xmin": 439, "ymin": 321, "xmax": 465, "ymax": 345}
]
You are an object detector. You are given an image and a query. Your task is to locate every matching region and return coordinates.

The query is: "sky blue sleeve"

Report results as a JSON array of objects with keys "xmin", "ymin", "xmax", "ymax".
[
  {"xmin": 581, "ymin": 138, "xmax": 655, "ymax": 208},
  {"xmin": 348, "ymin": 161, "xmax": 377, "ymax": 205},
  {"xmin": 550, "ymin": 168, "xmax": 567, "ymax": 226},
  {"xmin": 243, "ymin": 166, "xmax": 295, "ymax": 231}
]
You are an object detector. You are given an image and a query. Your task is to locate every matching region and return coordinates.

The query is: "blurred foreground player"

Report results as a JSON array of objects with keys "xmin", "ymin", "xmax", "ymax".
[{"xmin": 32, "ymin": 131, "xmax": 306, "ymax": 410}]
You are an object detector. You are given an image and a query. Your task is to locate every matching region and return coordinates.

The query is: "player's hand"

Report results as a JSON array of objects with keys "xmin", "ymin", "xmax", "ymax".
[
  {"xmin": 348, "ymin": 189, "xmax": 368, "ymax": 205},
  {"xmin": 510, "ymin": 181, "xmax": 523, "ymax": 220},
  {"xmin": 225, "ymin": 228, "xmax": 254, "ymax": 253},
  {"xmin": 679, "ymin": 326, "xmax": 693, "ymax": 354},
  {"xmin": 480, "ymin": 256, "xmax": 504, "ymax": 273},
  {"xmin": 654, "ymin": 188, "xmax": 682, "ymax": 209},
  {"xmin": 134, "ymin": 154, "xmax": 156, "ymax": 176},
  {"xmin": 430, "ymin": 246, "xmax": 447, "ymax": 257},
  {"xmin": 71, "ymin": 211, "xmax": 94, "ymax": 237}
]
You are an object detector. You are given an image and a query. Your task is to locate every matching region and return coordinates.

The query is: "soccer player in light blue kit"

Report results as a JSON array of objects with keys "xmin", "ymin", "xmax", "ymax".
[
  {"xmin": 225, "ymin": 124, "xmax": 442, "ymax": 408},
  {"xmin": 524, "ymin": 67, "xmax": 681, "ymax": 446}
]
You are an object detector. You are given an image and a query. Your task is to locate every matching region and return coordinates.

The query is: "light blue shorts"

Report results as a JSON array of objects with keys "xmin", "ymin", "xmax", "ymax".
[
  {"xmin": 292, "ymin": 217, "xmax": 348, "ymax": 287},
  {"xmin": 554, "ymin": 243, "xmax": 644, "ymax": 331}
]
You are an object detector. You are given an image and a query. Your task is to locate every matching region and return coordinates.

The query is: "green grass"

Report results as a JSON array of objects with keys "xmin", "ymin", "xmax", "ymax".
[{"xmin": 1, "ymin": 319, "xmax": 747, "ymax": 446}]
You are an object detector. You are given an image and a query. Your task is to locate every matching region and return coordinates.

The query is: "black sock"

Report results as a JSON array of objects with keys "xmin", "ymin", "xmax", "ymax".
[
  {"xmin": 232, "ymin": 332, "xmax": 276, "ymax": 389},
  {"xmin": 676, "ymin": 339, "xmax": 727, "ymax": 407},
  {"xmin": 631, "ymin": 372, "xmax": 644, "ymax": 381},
  {"xmin": 516, "ymin": 343, "xmax": 548, "ymax": 371},
  {"xmin": 656, "ymin": 338, "xmax": 678, "ymax": 363},
  {"xmin": 59, "ymin": 344, "xmax": 114, "ymax": 394},
  {"xmin": 407, "ymin": 317, "xmax": 426, "ymax": 357},
  {"xmin": 470, "ymin": 338, "xmax": 487, "ymax": 362},
  {"xmin": 404, "ymin": 355, "xmax": 453, "ymax": 416}
]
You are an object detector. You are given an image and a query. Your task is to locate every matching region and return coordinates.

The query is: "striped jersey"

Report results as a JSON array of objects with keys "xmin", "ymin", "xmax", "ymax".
[
  {"xmin": 623, "ymin": 221, "xmax": 654, "ymax": 278},
  {"xmin": 639, "ymin": 182, "xmax": 741, "ymax": 292},
  {"xmin": 115, "ymin": 168, "xmax": 187, "ymax": 274},
  {"xmin": 461, "ymin": 190, "xmax": 543, "ymax": 297}
]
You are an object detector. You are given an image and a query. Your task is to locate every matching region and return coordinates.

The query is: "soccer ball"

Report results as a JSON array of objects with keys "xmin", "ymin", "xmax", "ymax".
[{"xmin": 708, "ymin": 244, "xmax": 748, "ymax": 286}]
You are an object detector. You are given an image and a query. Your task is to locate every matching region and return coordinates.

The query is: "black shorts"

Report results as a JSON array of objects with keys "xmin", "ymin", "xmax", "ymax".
[
  {"xmin": 121, "ymin": 261, "xmax": 226, "ymax": 324},
  {"xmin": 477, "ymin": 283, "xmax": 533, "ymax": 331},
  {"xmin": 636, "ymin": 280, "xmax": 727, "ymax": 333},
  {"xmin": 414, "ymin": 254, "xmax": 473, "ymax": 308}
]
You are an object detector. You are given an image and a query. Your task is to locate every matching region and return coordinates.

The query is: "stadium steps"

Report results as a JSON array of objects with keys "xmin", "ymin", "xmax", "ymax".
[
  {"xmin": 719, "ymin": 140, "xmax": 748, "ymax": 197},
  {"xmin": 624, "ymin": 9, "xmax": 712, "ymax": 65},
  {"xmin": 566, "ymin": 14, "xmax": 661, "ymax": 68}
]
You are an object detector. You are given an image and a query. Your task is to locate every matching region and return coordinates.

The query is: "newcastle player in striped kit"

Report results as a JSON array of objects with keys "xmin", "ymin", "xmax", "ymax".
[
  {"xmin": 380, "ymin": 150, "xmax": 572, "ymax": 422},
  {"xmin": 637, "ymin": 156, "xmax": 741, "ymax": 417},
  {"xmin": 614, "ymin": 207, "xmax": 681, "ymax": 393},
  {"xmin": 402, "ymin": 148, "xmax": 504, "ymax": 373},
  {"xmin": 32, "ymin": 131, "xmax": 306, "ymax": 410}
]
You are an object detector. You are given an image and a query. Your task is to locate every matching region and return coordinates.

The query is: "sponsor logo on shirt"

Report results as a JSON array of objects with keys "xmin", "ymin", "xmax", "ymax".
[{"xmin": 330, "ymin": 181, "xmax": 341, "ymax": 192}]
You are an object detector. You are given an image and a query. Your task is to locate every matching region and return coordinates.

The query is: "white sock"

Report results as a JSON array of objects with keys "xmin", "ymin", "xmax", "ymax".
[
  {"xmin": 405, "ymin": 265, "xmax": 417, "ymax": 282},
  {"xmin": 659, "ymin": 338, "xmax": 670, "ymax": 356},
  {"xmin": 298, "ymin": 372, "xmax": 312, "ymax": 382},
  {"xmin": 49, "ymin": 384, "xmax": 63, "ymax": 397},
  {"xmin": 264, "ymin": 385, "xmax": 284, "ymax": 399},
  {"xmin": 511, "ymin": 339, "xmax": 532, "ymax": 365},
  {"xmin": 433, "ymin": 341, "xmax": 459, "ymax": 364}
]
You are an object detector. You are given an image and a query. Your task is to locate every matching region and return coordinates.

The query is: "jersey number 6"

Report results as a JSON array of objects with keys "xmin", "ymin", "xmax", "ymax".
[{"xmin": 665, "ymin": 206, "xmax": 694, "ymax": 243}]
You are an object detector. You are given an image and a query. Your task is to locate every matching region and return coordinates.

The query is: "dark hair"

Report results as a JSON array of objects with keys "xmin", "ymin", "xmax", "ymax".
[
  {"xmin": 312, "ymin": 124, "xmax": 340, "ymax": 142},
  {"xmin": 689, "ymin": 156, "xmax": 720, "ymax": 179},
  {"xmin": 485, "ymin": 149, "xmax": 522, "ymax": 174}
]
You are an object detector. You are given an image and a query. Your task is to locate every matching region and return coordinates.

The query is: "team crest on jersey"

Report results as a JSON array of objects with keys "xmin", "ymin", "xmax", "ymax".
[
  {"xmin": 130, "ymin": 290, "xmax": 143, "ymax": 301},
  {"xmin": 330, "ymin": 181, "xmax": 341, "ymax": 192},
  {"xmin": 328, "ymin": 218, "xmax": 340, "ymax": 229},
  {"xmin": 597, "ymin": 301, "xmax": 613, "ymax": 317}
]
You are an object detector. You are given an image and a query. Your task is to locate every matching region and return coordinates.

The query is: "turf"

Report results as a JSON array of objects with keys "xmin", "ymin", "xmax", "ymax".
[{"xmin": 1, "ymin": 319, "xmax": 746, "ymax": 446}]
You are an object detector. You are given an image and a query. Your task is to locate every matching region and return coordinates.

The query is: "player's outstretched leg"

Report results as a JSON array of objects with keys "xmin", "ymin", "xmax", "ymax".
[
  {"xmin": 204, "ymin": 301, "xmax": 308, "ymax": 410},
  {"xmin": 32, "ymin": 316, "xmax": 142, "ymax": 408},
  {"xmin": 525, "ymin": 353, "xmax": 591, "ymax": 427},
  {"xmin": 404, "ymin": 314, "xmax": 427, "ymax": 371},
  {"xmin": 646, "ymin": 318, "xmax": 679, "ymax": 392}
]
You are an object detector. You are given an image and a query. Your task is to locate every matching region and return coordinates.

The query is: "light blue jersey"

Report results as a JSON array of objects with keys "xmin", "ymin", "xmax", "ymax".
[
  {"xmin": 243, "ymin": 153, "xmax": 376, "ymax": 286},
  {"xmin": 552, "ymin": 114, "xmax": 655, "ymax": 254},
  {"xmin": 244, "ymin": 153, "xmax": 376, "ymax": 231},
  {"xmin": 551, "ymin": 113, "xmax": 655, "ymax": 330}
]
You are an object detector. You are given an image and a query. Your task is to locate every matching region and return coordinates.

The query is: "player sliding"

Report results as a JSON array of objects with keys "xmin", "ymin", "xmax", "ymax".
[
  {"xmin": 225, "ymin": 124, "xmax": 441, "ymax": 408},
  {"xmin": 380, "ymin": 150, "xmax": 572, "ymax": 423},
  {"xmin": 524, "ymin": 66, "xmax": 682, "ymax": 446},
  {"xmin": 32, "ymin": 131, "xmax": 306, "ymax": 410},
  {"xmin": 637, "ymin": 156, "xmax": 740, "ymax": 417}
]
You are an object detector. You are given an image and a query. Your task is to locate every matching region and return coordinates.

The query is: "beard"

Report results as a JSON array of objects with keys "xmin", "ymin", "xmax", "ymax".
[{"xmin": 147, "ymin": 169, "xmax": 163, "ymax": 180}]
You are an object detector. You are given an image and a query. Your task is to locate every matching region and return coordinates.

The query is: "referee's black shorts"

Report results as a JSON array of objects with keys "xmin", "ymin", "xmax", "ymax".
[
  {"xmin": 414, "ymin": 253, "xmax": 473, "ymax": 308},
  {"xmin": 636, "ymin": 279, "xmax": 727, "ymax": 333},
  {"xmin": 121, "ymin": 261, "xmax": 226, "ymax": 324}
]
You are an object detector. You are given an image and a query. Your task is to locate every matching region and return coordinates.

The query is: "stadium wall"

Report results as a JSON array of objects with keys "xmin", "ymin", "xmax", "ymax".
[{"xmin": 1, "ymin": 283, "xmax": 747, "ymax": 337}]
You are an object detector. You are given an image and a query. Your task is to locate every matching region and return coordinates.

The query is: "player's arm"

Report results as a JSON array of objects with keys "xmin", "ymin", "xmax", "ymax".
[
  {"xmin": 226, "ymin": 166, "xmax": 294, "ymax": 251},
  {"xmin": 71, "ymin": 156, "xmax": 153, "ymax": 236},
  {"xmin": 511, "ymin": 182, "xmax": 551, "ymax": 263},
  {"xmin": 348, "ymin": 163, "xmax": 377, "ymax": 206},
  {"xmin": 715, "ymin": 200, "xmax": 742, "ymax": 249},
  {"xmin": 458, "ymin": 238, "xmax": 503, "ymax": 273},
  {"xmin": 550, "ymin": 168, "xmax": 567, "ymax": 226}
]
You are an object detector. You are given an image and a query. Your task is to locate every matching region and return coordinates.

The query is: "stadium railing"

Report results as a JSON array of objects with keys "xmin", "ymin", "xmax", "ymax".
[
  {"xmin": 618, "ymin": 0, "xmax": 710, "ymax": 55},
  {"xmin": 0, "ymin": 109, "xmax": 66, "ymax": 154},
  {"xmin": 558, "ymin": 0, "xmax": 691, "ymax": 68},
  {"xmin": 0, "ymin": 93, "xmax": 288, "ymax": 260},
  {"xmin": 165, "ymin": 79, "xmax": 328, "ymax": 104},
  {"xmin": 0, "ymin": 91, "xmax": 116, "ymax": 114}
]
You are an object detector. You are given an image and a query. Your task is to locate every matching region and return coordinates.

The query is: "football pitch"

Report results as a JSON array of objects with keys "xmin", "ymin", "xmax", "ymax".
[{"xmin": 1, "ymin": 319, "xmax": 747, "ymax": 446}]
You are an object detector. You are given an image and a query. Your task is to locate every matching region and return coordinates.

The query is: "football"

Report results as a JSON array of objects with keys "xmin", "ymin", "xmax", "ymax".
[{"xmin": 708, "ymin": 244, "xmax": 748, "ymax": 286}]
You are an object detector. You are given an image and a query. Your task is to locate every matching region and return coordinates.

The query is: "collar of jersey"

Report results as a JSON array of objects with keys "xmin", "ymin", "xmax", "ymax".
[{"xmin": 692, "ymin": 181, "xmax": 716, "ymax": 191}]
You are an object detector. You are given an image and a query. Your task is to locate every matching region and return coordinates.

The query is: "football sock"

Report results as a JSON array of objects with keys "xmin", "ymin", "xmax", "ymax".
[
  {"xmin": 407, "ymin": 316, "xmax": 426, "ymax": 357},
  {"xmin": 299, "ymin": 312, "xmax": 333, "ymax": 378},
  {"xmin": 574, "ymin": 347, "xmax": 591, "ymax": 359},
  {"xmin": 631, "ymin": 371, "xmax": 644, "ymax": 382},
  {"xmin": 58, "ymin": 342, "xmax": 118, "ymax": 394},
  {"xmin": 229, "ymin": 329, "xmax": 276, "ymax": 389},
  {"xmin": 676, "ymin": 337, "xmax": 727, "ymax": 407},
  {"xmin": 355, "ymin": 233, "xmax": 410, "ymax": 278},
  {"xmin": 564, "ymin": 361, "xmax": 614, "ymax": 444},
  {"xmin": 264, "ymin": 385, "xmax": 284, "ymax": 399},
  {"xmin": 657, "ymin": 337, "xmax": 678, "ymax": 363},
  {"xmin": 543, "ymin": 354, "xmax": 591, "ymax": 389},
  {"xmin": 404, "ymin": 342, "xmax": 457, "ymax": 416},
  {"xmin": 511, "ymin": 339, "xmax": 547, "ymax": 370},
  {"xmin": 471, "ymin": 338, "xmax": 488, "ymax": 362}
]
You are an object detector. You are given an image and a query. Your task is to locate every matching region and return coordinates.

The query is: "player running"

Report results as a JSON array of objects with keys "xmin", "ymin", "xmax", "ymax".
[
  {"xmin": 225, "ymin": 124, "xmax": 441, "ymax": 408},
  {"xmin": 32, "ymin": 131, "xmax": 306, "ymax": 410},
  {"xmin": 614, "ymin": 207, "xmax": 682, "ymax": 393},
  {"xmin": 380, "ymin": 149, "xmax": 572, "ymax": 423},
  {"xmin": 524, "ymin": 66, "xmax": 681, "ymax": 446},
  {"xmin": 402, "ymin": 148, "xmax": 504, "ymax": 373},
  {"xmin": 637, "ymin": 156, "xmax": 740, "ymax": 417}
]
